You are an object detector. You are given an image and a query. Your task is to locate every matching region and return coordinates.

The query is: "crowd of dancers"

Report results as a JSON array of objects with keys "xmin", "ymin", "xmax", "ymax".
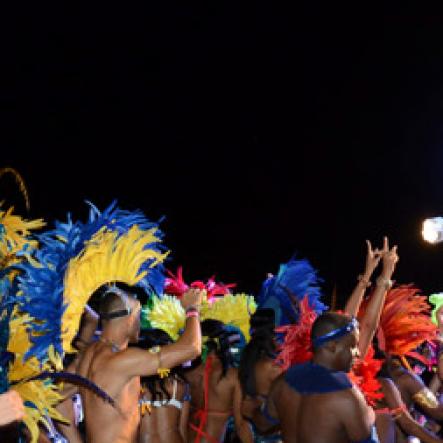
[{"xmin": 1, "ymin": 175, "xmax": 443, "ymax": 442}]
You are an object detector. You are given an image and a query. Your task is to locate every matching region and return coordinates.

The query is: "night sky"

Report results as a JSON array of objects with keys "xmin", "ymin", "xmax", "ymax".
[{"xmin": 2, "ymin": 9, "xmax": 443, "ymax": 307}]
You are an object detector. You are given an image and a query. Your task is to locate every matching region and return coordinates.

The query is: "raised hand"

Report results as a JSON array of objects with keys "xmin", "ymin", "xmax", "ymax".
[
  {"xmin": 363, "ymin": 240, "xmax": 383, "ymax": 277},
  {"xmin": 181, "ymin": 287, "xmax": 205, "ymax": 310},
  {"xmin": 379, "ymin": 236, "xmax": 399, "ymax": 279}
]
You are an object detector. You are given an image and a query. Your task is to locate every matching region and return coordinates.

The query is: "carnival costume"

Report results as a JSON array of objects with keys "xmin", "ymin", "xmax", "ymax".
[
  {"xmin": 10, "ymin": 200, "xmax": 167, "ymax": 441},
  {"xmin": 145, "ymin": 266, "xmax": 256, "ymax": 443}
]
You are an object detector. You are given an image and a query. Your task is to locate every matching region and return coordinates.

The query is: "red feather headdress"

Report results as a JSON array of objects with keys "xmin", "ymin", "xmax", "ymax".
[{"xmin": 359, "ymin": 284, "xmax": 437, "ymax": 367}]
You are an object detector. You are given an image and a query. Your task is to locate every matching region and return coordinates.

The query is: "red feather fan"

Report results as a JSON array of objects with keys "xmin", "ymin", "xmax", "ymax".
[
  {"xmin": 359, "ymin": 284, "xmax": 437, "ymax": 362},
  {"xmin": 164, "ymin": 266, "xmax": 236, "ymax": 300},
  {"xmin": 275, "ymin": 296, "xmax": 317, "ymax": 370},
  {"xmin": 348, "ymin": 345, "xmax": 384, "ymax": 406}
]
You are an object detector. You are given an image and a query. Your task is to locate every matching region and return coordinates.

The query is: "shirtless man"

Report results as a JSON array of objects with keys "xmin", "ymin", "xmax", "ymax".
[
  {"xmin": 77, "ymin": 286, "xmax": 203, "ymax": 443},
  {"xmin": 55, "ymin": 304, "xmax": 100, "ymax": 442},
  {"xmin": 267, "ymin": 312, "xmax": 378, "ymax": 443}
]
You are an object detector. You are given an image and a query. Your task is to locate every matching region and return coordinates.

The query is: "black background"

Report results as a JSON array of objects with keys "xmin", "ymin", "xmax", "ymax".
[{"xmin": 2, "ymin": 7, "xmax": 443, "ymax": 307}]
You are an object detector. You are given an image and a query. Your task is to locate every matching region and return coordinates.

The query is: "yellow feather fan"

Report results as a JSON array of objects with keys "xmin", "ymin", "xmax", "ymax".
[
  {"xmin": 8, "ymin": 313, "xmax": 67, "ymax": 443},
  {"xmin": 0, "ymin": 205, "xmax": 45, "ymax": 269},
  {"xmin": 63, "ymin": 225, "xmax": 169, "ymax": 352},
  {"xmin": 146, "ymin": 295, "xmax": 186, "ymax": 340},
  {"xmin": 200, "ymin": 293, "xmax": 257, "ymax": 342}
]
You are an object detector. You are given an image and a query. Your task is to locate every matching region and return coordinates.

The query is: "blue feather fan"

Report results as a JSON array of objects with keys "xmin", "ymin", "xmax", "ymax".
[{"xmin": 257, "ymin": 257, "xmax": 327, "ymax": 327}]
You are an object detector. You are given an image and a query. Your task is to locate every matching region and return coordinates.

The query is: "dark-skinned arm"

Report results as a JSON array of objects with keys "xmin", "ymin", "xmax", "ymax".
[
  {"xmin": 358, "ymin": 237, "xmax": 398, "ymax": 358},
  {"xmin": 380, "ymin": 377, "xmax": 443, "ymax": 443},
  {"xmin": 345, "ymin": 240, "xmax": 381, "ymax": 317}
]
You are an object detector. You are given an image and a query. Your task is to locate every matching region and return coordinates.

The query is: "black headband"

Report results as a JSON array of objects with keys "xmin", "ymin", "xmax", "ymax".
[{"xmin": 99, "ymin": 286, "xmax": 132, "ymax": 320}]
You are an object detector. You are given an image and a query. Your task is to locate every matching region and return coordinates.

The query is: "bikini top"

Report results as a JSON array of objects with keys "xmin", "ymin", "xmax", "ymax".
[{"xmin": 140, "ymin": 378, "xmax": 190, "ymax": 410}]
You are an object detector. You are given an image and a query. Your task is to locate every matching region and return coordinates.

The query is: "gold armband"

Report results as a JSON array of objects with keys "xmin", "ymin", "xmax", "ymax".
[
  {"xmin": 140, "ymin": 402, "xmax": 152, "ymax": 416},
  {"xmin": 412, "ymin": 388, "xmax": 439, "ymax": 409},
  {"xmin": 148, "ymin": 345, "xmax": 171, "ymax": 379}
]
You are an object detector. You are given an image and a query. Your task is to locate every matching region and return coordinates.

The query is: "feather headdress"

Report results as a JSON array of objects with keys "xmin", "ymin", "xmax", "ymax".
[
  {"xmin": 141, "ymin": 294, "xmax": 185, "ymax": 341},
  {"xmin": 359, "ymin": 284, "xmax": 437, "ymax": 365},
  {"xmin": 0, "ymin": 204, "xmax": 45, "ymax": 270},
  {"xmin": 348, "ymin": 345, "xmax": 384, "ymax": 407},
  {"xmin": 200, "ymin": 293, "xmax": 257, "ymax": 342},
  {"xmin": 7, "ymin": 312, "xmax": 67, "ymax": 443},
  {"xmin": 257, "ymin": 257, "xmax": 326, "ymax": 327},
  {"xmin": 164, "ymin": 266, "xmax": 235, "ymax": 300},
  {"xmin": 0, "ymin": 204, "xmax": 44, "ymax": 396},
  {"xmin": 275, "ymin": 296, "xmax": 317, "ymax": 370},
  {"xmin": 144, "ymin": 292, "xmax": 256, "ymax": 343},
  {"xmin": 429, "ymin": 293, "xmax": 443, "ymax": 326},
  {"xmin": 16, "ymin": 201, "xmax": 168, "ymax": 364}
]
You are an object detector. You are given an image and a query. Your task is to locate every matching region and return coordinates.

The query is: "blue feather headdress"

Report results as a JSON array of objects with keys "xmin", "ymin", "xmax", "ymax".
[
  {"xmin": 16, "ymin": 201, "xmax": 168, "ymax": 366},
  {"xmin": 0, "ymin": 205, "xmax": 45, "ymax": 394},
  {"xmin": 257, "ymin": 256, "xmax": 327, "ymax": 327}
]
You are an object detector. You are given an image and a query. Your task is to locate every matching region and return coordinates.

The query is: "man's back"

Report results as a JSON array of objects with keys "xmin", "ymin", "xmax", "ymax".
[
  {"xmin": 77, "ymin": 341, "xmax": 141, "ymax": 443},
  {"xmin": 269, "ymin": 363, "xmax": 376, "ymax": 443},
  {"xmin": 273, "ymin": 378, "xmax": 373, "ymax": 443}
]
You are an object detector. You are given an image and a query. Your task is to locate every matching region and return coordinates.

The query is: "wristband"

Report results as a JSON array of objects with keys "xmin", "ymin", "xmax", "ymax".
[
  {"xmin": 185, "ymin": 304, "xmax": 201, "ymax": 312},
  {"xmin": 186, "ymin": 310, "xmax": 199, "ymax": 319},
  {"xmin": 376, "ymin": 276, "xmax": 393, "ymax": 290}
]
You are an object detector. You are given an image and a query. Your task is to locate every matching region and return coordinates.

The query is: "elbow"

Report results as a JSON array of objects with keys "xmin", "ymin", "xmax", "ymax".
[{"xmin": 188, "ymin": 343, "xmax": 201, "ymax": 360}]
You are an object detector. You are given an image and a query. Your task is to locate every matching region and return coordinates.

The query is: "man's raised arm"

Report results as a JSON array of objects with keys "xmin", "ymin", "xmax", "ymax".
[{"xmin": 117, "ymin": 287, "xmax": 203, "ymax": 378}]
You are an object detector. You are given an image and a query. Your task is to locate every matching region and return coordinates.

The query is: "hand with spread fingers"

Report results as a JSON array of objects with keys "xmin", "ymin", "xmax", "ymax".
[{"xmin": 379, "ymin": 236, "xmax": 399, "ymax": 281}]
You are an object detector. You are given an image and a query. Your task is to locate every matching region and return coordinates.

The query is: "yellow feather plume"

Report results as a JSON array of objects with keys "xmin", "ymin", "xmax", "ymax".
[
  {"xmin": 7, "ymin": 314, "xmax": 43, "ymax": 381},
  {"xmin": 200, "ymin": 293, "xmax": 257, "ymax": 342},
  {"xmin": 63, "ymin": 225, "xmax": 169, "ymax": 352},
  {"xmin": 8, "ymin": 312, "xmax": 67, "ymax": 443},
  {"xmin": 0, "ymin": 205, "xmax": 45, "ymax": 269},
  {"xmin": 145, "ymin": 295, "xmax": 185, "ymax": 340}
]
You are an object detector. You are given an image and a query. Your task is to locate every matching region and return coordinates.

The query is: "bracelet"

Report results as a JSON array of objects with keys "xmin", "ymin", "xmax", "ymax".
[
  {"xmin": 185, "ymin": 304, "xmax": 201, "ymax": 313},
  {"xmin": 186, "ymin": 310, "xmax": 199, "ymax": 319},
  {"xmin": 357, "ymin": 274, "xmax": 371, "ymax": 288},
  {"xmin": 376, "ymin": 276, "xmax": 393, "ymax": 290}
]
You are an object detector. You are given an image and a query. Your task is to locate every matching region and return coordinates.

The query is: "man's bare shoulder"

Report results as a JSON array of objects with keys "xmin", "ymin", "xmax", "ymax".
[{"xmin": 333, "ymin": 385, "xmax": 370, "ymax": 415}]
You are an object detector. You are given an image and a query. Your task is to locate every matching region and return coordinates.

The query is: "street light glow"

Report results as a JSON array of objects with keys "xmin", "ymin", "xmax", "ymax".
[{"xmin": 422, "ymin": 217, "xmax": 443, "ymax": 244}]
